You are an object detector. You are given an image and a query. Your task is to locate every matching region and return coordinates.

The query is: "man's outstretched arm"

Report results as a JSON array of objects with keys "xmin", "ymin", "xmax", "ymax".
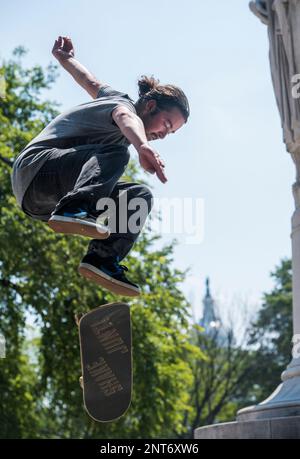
[
  {"xmin": 52, "ymin": 36, "xmax": 104, "ymax": 99},
  {"xmin": 112, "ymin": 106, "xmax": 168, "ymax": 184}
]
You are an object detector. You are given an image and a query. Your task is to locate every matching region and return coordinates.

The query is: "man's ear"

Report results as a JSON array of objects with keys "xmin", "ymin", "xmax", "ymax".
[{"xmin": 146, "ymin": 99, "xmax": 157, "ymax": 114}]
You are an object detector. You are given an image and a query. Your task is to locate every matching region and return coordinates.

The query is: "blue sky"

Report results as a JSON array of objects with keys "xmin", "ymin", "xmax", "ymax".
[{"xmin": 1, "ymin": 0, "xmax": 295, "ymax": 322}]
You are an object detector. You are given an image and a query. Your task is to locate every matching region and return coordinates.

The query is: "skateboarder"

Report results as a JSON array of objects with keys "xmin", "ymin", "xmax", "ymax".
[{"xmin": 11, "ymin": 36, "xmax": 190, "ymax": 297}]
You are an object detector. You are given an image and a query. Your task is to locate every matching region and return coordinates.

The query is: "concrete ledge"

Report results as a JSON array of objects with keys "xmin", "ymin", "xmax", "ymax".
[{"xmin": 194, "ymin": 416, "xmax": 300, "ymax": 439}]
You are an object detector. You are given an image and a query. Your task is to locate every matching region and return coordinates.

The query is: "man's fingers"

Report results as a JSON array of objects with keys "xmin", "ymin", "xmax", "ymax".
[
  {"xmin": 156, "ymin": 167, "xmax": 168, "ymax": 183},
  {"xmin": 150, "ymin": 156, "xmax": 167, "ymax": 183},
  {"xmin": 53, "ymin": 36, "xmax": 63, "ymax": 50},
  {"xmin": 157, "ymin": 164, "xmax": 167, "ymax": 182},
  {"xmin": 52, "ymin": 39, "xmax": 60, "ymax": 54},
  {"xmin": 154, "ymin": 154, "xmax": 165, "ymax": 169},
  {"xmin": 151, "ymin": 159, "xmax": 167, "ymax": 183},
  {"xmin": 139, "ymin": 148, "xmax": 168, "ymax": 183},
  {"xmin": 156, "ymin": 157, "xmax": 164, "ymax": 168},
  {"xmin": 145, "ymin": 162, "xmax": 166, "ymax": 182}
]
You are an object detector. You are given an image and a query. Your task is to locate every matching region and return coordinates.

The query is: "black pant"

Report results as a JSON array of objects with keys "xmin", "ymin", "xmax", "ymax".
[{"xmin": 22, "ymin": 144, "xmax": 153, "ymax": 261}]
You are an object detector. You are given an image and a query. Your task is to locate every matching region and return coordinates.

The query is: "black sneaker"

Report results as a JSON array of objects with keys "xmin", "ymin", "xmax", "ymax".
[
  {"xmin": 78, "ymin": 252, "xmax": 141, "ymax": 297},
  {"xmin": 48, "ymin": 206, "xmax": 110, "ymax": 239}
]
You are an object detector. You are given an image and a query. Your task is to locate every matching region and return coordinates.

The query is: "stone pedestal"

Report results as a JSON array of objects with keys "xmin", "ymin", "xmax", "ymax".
[{"xmin": 194, "ymin": 416, "xmax": 300, "ymax": 439}]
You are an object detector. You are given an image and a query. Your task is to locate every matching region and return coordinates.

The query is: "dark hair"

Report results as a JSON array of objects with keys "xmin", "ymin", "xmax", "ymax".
[{"xmin": 136, "ymin": 75, "xmax": 190, "ymax": 122}]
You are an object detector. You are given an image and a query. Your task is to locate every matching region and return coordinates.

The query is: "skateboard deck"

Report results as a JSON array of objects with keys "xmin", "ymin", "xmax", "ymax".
[{"xmin": 77, "ymin": 302, "xmax": 132, "ymax": 422}]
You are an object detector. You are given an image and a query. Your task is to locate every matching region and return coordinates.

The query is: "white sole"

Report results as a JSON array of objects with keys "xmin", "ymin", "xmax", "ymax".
[
  {"xmin": 78, "ymin": 262, "xmax": 141, "ymax": 297},
  {"xmin": 48, "ymin": 215, "xmax": 110, "ymax": 239}
]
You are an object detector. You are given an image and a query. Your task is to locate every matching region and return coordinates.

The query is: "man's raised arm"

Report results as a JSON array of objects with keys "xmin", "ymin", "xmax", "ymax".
[{"xmin": 52, "ymin": 36, "xmax": 104, "ymax": 99}]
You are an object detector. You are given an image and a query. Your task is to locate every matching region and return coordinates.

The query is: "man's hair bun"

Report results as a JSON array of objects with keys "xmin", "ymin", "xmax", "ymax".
[{"xmin": 137, "ymin": 75, "xmax": 160, "ymax": 97}]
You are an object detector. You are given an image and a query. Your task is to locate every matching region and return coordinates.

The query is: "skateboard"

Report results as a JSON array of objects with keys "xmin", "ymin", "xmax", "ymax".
[{"xmin": 76, "ymin": 302, "xmax": 132, "ymax": 422}]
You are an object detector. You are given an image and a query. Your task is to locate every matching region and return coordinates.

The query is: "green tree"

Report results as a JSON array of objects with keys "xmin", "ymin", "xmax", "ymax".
[
  {"xmin": 176, "ymin": 317, "xmax": 259, "ymax": 437},
  {"xmin": 248, "ymin": 258, "xmax": 293, "ymax": 400},
  {"xmin": 0, "ymin": 48, "xmax": 203, "ymax": 439}
]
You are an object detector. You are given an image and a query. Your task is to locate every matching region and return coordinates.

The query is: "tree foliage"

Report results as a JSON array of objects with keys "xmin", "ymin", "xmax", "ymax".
[{"xmin": 248, "ymin": 258, "xmax": 293, "ymax": 399}]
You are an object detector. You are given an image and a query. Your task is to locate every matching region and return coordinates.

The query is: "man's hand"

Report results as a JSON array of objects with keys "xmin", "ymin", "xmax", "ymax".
[
  {"xmin": 138, "ymin": 144, "xmax": 167, "ymax": 183},
  {"xmin": 51, "ymin": 36, "xmax": 102, "ymax": 99},
  {"xmin": 52, "ymin": 36, "xmax": 75, "ymax": 62}
]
